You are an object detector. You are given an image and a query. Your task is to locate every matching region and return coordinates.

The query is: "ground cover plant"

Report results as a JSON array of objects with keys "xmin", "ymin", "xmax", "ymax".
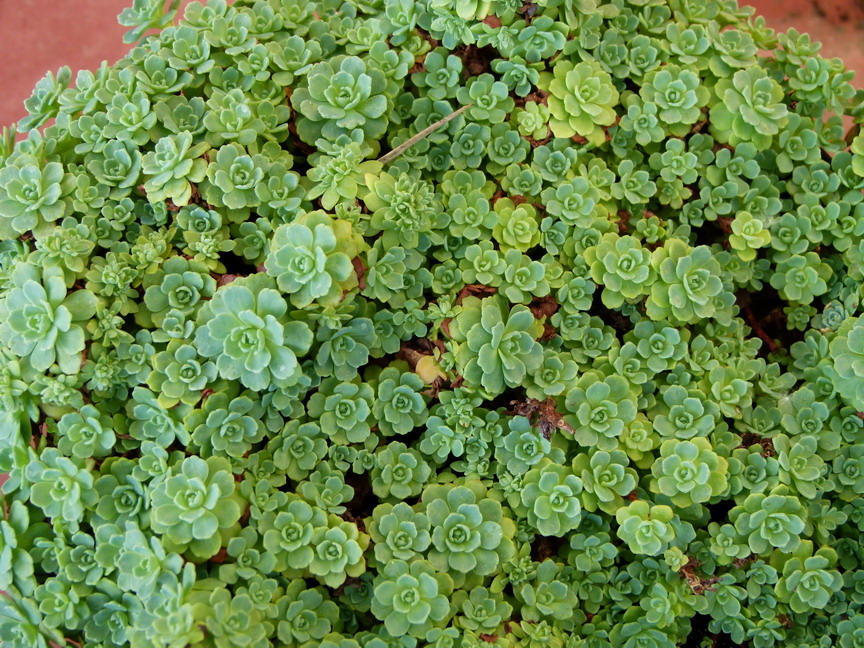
[{"xmin": 2, "ymin": 0, "xmax": 864, "ymax": 646}]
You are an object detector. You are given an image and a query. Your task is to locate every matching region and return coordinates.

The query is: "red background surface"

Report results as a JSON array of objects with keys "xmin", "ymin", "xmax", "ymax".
[
  {"xmin": 0, "ymin": 0, "xmax": 193, "ymax": 128},
  {"xmin": 1, "ymin": 0, "xmax": 863, "ymax": 127}
]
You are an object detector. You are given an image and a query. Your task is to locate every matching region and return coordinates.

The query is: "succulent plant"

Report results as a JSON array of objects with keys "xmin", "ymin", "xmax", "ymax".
[
  {"xmin": 371, "ymin": 559, "xmax": 453, "ymax": 638},
  {"xmin": 422, "ymin": 481, "xmax": 515, "ymax": 581},
  {"xmin": 774, "ymin": 542, "xmax": 843, "ymax": 613},
  {"xmin": 830, "ymin": 316, "xmax": 864, "ymax": 409},
  {"xmin": 615, "ymin": 500, "xmax": 677, "ymax": 556},
  {"xmin": 194, "ymin": 275, "xmax": 313, "ymax": 391},
  {"xmin": 147, "ymin": 339, "xmax": 217, "ymax": 407},
  {"xmin": 264, "ymin": 212, "xmax": 359, "ymax": 308},
  {"xmin": 584, "ymin": 233, "xmax": 655, "ymax": 309},
  {"xmin": 370, "ymin": 441, "xmax": 431, "ymax": 501},
  {"xmin": 150, "ymin": 455, "xmax": 242, "ymax": 560},
  {"xmin": 450, "ymin": 295, "xmax": 543, "ymax": 397},
  {"xmin": 710, "ymin": 67, "xmax": 789, "ymax": 151},
  {"xmin": 373, "ymin": 366, "xmax": 429, "ymax": 436},
  {"xmin": 307, "ymin": 377, "xmax": 375, "ymax": 444},
  {"xmin": 291, "ymin": 56, "xmax": 389, "ymax": 144},
  {"xmin": 650, "ymin": 437, "xmax": 729, "ymax": 507},
  {"xmin": 260, "ymin": 494, "xmax": 327, "ymax": 572},
  {"xmin": 564, "ymin": 370, "xmax": 638, "ymax": 450},
  {"xmin": 26, "ymin": 448, "xmax": 96, "ymax": 530},
  {"xmin": 3, "ymin": 0, "xmax": 864, "ymax": 646},
  {"xmin": 142, "ymin": 255, "xmax": 216, "ymax": 327},
  {"xmin": 730, "ymin": 490, "xmax": 807, "ymax": 555},
  {"xmin": 187, "ymin": 388, "xmax": 265, "ymax": 458},
  {"xmin": 0, "ymin": 263, "xmax": 96, "ymax": 373},
  {"xmin": 573, "ymin": 448, "xmax": 638, "ymax": 514},
  {"xmin": 540, "ymin": 59, "xmax": 619, "ymax": 145},
  {"xmin": 367, "ymin": 501, "xmax": 431, "ymax": 564},
  {"xmin": 520, "ymin": 461, "xmax": 583, "ymax": 537},
  {"xmin": 308, "ymin": 516, "xmax": 369, "ymax": 587},
  {"xmin": 141, "ymin": 131, "xmax": 210, "ymax": 206},
  {"xmin": 56, "ymin": 404, "xmax": 116, "ymax": 459}
]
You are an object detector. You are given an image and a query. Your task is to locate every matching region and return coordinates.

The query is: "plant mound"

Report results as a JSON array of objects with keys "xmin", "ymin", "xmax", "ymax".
[{"xmin": 3, "ymin": 0, "xmax": 864, "ymax": 646}]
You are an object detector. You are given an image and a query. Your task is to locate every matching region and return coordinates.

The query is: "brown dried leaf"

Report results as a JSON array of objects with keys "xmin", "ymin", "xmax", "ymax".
[
  {"xmin": 456, "ymin": 284, "xmax": 497, "ymax": 305},
  {"xmin": 352, "ymin": 256, "xmax": 366, "ymax": 291},
  {"xmin": 528, "ymin": 295, "xmax": 558, "ymax": 321},
  {"xmin": 510, "ymin": 397, "xmax": 573, "ymax": 440},
  {"xmin": 216, "ymin": 274, "xmax": 240, "ymax": 287}
]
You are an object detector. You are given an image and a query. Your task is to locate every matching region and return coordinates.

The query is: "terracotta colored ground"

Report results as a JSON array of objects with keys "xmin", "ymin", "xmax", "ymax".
[
  {"xmin": 0, "ymin": 1, "xmax": 863, "ymax": 127},
  {"xmin": 756, "ymin": 0, "xmax": 864, "ymax": 76},
  {"xmin": 0, "ymin": 0, "xmax": 193, "ymax": 128}
]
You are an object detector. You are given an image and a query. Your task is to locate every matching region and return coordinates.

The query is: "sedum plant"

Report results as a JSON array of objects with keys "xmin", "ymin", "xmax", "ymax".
[
  {"xmin": 3, "ymin": 0, "xmax": 864, "ymax": 646},
  {"xmin": 150, "ymin": 455, "xmax": 242, "ymax": 560}
]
